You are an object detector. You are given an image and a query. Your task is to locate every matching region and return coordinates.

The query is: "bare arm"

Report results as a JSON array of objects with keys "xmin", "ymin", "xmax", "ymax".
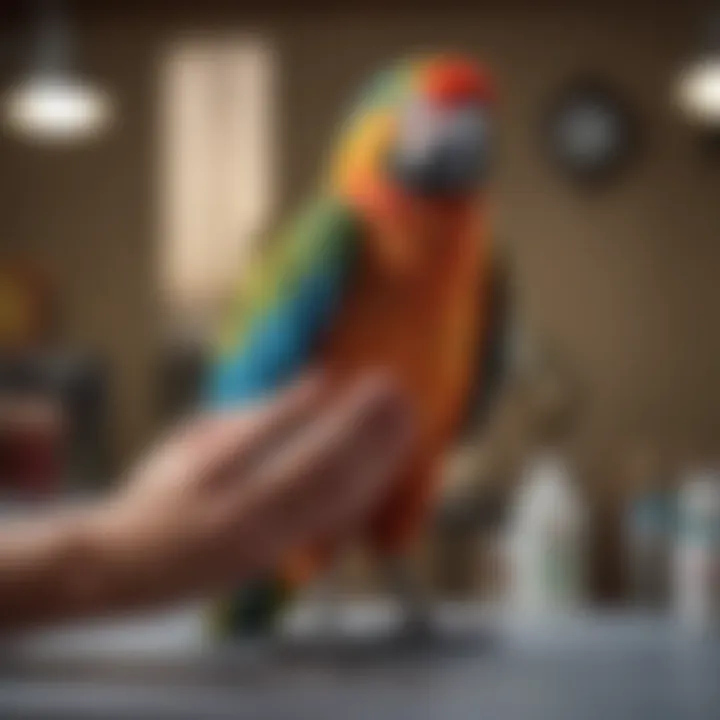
[{"xmin": 0, "ymin": 374, "xmax": 412, "ymax": 632}]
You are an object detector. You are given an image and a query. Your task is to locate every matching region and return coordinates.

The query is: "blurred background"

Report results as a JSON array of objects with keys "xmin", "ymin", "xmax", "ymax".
[{"xmin": 0, "ymin": 0, "xmax": 719, "ymax": 615}]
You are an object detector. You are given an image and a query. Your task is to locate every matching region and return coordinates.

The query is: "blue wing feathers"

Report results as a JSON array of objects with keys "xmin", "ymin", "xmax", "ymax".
[
  {"xmin": 207, "ymin": 264, "xmax": 347, "ymax": 407},
  {"xmin": 206, "ymin": 199, "xmax": 358, "ymax": 409}
]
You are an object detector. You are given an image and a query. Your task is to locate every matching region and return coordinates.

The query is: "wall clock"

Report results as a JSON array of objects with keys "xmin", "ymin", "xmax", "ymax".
[{"xmin": 543, "ymin": 77, "xmax": 640, "ymax": 184}]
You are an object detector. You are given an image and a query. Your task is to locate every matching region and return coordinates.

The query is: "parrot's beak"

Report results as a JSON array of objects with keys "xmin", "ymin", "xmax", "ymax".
[{"xmin": 391, "ymin": 102, "xmax": 490, "ymax": 196}]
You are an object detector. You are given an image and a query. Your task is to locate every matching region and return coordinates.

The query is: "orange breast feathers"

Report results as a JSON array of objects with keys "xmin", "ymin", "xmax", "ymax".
[{"xmin": 319, "ymin": 193, "xmax": 490, "ymax": 552}]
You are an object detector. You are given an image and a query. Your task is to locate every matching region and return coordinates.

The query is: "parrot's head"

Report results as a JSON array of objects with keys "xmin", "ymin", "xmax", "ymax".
[{"xmin": 331, "ymin": 54, "xmax": 495, "ymax": 199}]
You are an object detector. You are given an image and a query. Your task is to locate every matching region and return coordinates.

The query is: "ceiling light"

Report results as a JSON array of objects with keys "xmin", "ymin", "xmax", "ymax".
[
  {"xmin": 676, "ymin": 56, "xmax": 720, "ymax": 126},
  {"xmin": 2, "ymin": 1, "xmax": 115, "ymax": 144},
  {"xmin": 4, "ymin": 75, "xmax": 113, "ymax": 142}
]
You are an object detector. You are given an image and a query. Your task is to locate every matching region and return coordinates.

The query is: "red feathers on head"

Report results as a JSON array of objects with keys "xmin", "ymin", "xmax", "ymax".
[{"xmin": 423, "ymin": 58, "xmax": 495, "ymax": 107}]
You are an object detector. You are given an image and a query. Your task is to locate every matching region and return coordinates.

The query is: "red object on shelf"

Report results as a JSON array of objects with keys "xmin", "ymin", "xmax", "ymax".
[
  {"xmin": 0, "ymin": 261, "xmax": 70, "ymax": 496},
  {"xmin": 0, "ymin": 398, "xmax": 65, "ymax": 497}
]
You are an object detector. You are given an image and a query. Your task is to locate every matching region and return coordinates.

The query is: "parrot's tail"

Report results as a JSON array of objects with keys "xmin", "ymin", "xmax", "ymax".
[{"xmin": 209, "ymin": 576, "xmax": 295, "ymax": 639}]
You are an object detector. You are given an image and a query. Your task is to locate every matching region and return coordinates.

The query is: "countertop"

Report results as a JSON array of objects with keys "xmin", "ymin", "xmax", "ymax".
[{"xmin": 1, "ymin": 603, "xmax": 718, "ymax": 719}]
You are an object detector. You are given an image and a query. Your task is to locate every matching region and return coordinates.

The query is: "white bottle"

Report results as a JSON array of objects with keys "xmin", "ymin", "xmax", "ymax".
[
  {"xmin": 506, "ymin": 452, "xmax": 587, "ymax": 617},
  {"xmin": 673, "ymin": 471, "xmax": 720, "ymax": 631}
]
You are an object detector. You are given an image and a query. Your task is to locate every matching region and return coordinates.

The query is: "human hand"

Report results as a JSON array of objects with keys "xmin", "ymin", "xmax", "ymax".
[{"xmin": 88, "ymin": 373, "xmax": 413, "ymax": 613}]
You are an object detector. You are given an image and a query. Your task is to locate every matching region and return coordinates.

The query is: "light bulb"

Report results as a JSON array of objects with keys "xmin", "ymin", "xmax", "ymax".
[
  {"xmin": 676, "ymin": 57, "xmax": 720, "ymax": 126},
  {"xmin": 3, "ymin": 75, "xmax": 114, "ymax": 142}
]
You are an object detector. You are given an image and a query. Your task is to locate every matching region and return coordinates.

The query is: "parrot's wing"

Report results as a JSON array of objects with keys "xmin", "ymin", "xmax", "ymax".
[
  {"xmin": 458, "ymin": 241, "xmax": 513, "ymax": 438},
  {"xmin": 206, "ymin": 197, "xmax": 361, "ymax": 409}
]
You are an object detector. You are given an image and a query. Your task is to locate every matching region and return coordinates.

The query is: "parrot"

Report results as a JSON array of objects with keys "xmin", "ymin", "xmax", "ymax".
[{"xmin": 206, "ymin": 53, "xmax": 513, "ymax": 638}]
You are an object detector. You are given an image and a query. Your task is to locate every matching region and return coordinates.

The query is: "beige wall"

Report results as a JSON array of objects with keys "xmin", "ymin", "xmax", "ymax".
[{"xmin": 0, "ymin": 2, "xmax": 718, "ymax": 484}]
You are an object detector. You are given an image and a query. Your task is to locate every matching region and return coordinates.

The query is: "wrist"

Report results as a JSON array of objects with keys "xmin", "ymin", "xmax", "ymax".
[
  {"xmin": 74, "ymin": 497, "xmax": 167, "ymax": 616},
  {"xmin": 81, "ymin": 495, "xmax": 202, "ymax": 614}
]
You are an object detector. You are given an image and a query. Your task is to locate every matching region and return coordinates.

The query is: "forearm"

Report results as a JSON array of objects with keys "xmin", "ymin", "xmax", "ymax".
[{"xmin": 0, "ymin": 503, "xmax": 157, "ymax": 632}]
